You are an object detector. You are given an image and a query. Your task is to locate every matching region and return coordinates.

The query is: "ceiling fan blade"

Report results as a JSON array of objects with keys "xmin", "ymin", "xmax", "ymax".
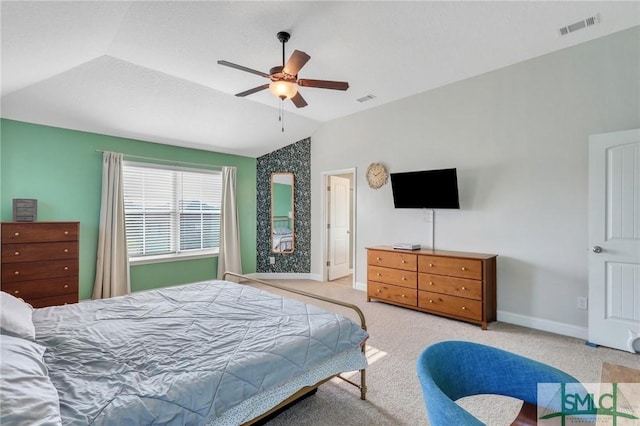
[
  {"xmin": 235, "ymin": 84, "xmax": 270, "ymax": 97},
  {"xmin": 291, "ymin": 92, "xmax": 308, "ymax": 108},
  {"xmin": 217, "ymin": 60, "xmax": 270, "ymax": 78},
  {"xmin": 283, "ymin": 50, "xmax": 311, "ymax": 76},
  {"xmin": 297, "ymin": 79, "xmax": 349, "ymax": 91}
]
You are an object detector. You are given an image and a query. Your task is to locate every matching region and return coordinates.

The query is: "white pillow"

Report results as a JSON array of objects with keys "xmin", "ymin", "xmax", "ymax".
[
  {"xmin": 0, "ymin": 334, "xmax": 62, "ymax": 425},
  {"xmin": 0, "ymin": 291, "xmax": 36, "ymax": 340}
]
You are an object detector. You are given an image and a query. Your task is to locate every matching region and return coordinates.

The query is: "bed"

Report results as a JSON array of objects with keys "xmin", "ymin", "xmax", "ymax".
[
  {"xmin": 272, "ymin": 216, "xmax": 293, "ymax": 253},
  {"xmin": 0, "ymin": 273, "xmax": 368, "ymax": 425}
]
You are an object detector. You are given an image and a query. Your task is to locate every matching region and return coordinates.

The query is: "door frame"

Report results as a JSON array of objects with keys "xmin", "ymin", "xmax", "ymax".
[{"xmin": 321, "ymin": 168, "xmax": 357, "ymax": 286}]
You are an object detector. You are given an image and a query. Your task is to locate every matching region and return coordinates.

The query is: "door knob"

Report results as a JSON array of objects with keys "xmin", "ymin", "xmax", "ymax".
[{"xmin": 592, "ymin": 246, "xmax": 603, "ymax": 253}]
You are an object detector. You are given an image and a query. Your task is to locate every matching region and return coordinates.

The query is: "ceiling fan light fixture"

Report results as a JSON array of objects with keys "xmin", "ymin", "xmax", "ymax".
[{"xmin": 269, "ymin": 80, "xmax": 297, "ymax": 100}]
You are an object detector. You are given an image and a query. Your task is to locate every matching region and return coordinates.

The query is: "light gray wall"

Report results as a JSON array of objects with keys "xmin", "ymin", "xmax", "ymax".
[{"xmin": 310, "ymin": 26, "xmax": 640, "ymax": 338}]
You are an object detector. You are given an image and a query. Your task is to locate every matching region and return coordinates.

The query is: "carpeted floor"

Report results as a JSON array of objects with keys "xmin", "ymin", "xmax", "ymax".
[{"xmin": 250, "ymin": 278, "xmax": 639, "ymax": 426}]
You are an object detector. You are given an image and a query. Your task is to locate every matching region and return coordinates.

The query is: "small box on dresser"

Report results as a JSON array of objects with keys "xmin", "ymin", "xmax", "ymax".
[
  {"xmin": 367, "ymin": 246, "xmax": 497, "ymax": 329},
  {"xmin": 1, "ymin": 222, "xmax": 79, "ymax": 308}
]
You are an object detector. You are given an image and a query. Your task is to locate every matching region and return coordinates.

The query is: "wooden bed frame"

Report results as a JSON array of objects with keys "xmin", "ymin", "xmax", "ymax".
[{"xmin": 222, "ymin": 272, "xmax": 368, "ymax": 425}]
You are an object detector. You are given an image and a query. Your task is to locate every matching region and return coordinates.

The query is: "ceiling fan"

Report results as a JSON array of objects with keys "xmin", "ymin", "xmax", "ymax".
[{"xmin": 217, "ymin": 31, "xmax": 349, "ymax": 108}]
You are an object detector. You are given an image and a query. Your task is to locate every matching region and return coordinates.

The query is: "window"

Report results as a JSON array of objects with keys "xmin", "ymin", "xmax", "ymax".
[{"xmin": 122, "ymin": 162, "xmax": 222, "ymax": 263}]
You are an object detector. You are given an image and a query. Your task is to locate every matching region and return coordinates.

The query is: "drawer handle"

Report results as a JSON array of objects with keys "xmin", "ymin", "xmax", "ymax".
[
  {"xmin": 429, "ymin": 263, "xmax": 434, "ymax": 267},
  {"xmin": 401, "ymin": 294, "xmax": 406, "ymax": 298},
  {"xmin": 14, "ymin": 251, "xmax": 20, "ymax": 256},
  {"xmin": 64, "ymin": 248, "xmax": 69, "ymax": 253},
  {"xmin": 64, "ymin": 266, "xmax": 69, "ymax": 271},
  {"xmin": 376, "ymin": 273, "xmax": 381, "ymax": 277},
  {"xmin": 14, "ymin": 232, "xmax": 20, "ymax": 236},
  {"xmin": 14, "ymin": 271, "xmax": 20, "ymax": 275},
  {"xmin": 64, "ymin": 284, "xmax": 69, "ymax": 289},
  {"xmin": 461, "ymin": 267, "xmax": 466, "ymax": 271},
  {"xmin": 376, "ymin": 257, "xmax": 381, "ymax": 261},
  {"xmin": 64, "ymin": 231, "xmax": 69, "ymax": 235},
  {"xmin": 401, "ymin": 260, "xmax": 406, "ymax": 263},
  {"xmin": 13, "ymin": 290, "xmax": 19, "ymax": 295},
  {"xmin": 429, "ymin": 281, "xmax": 434, "ymax": 286},
  {"xmin": 462, "ymin": 306, "xmax": 467, "ymax": 310},
  {"xmin": 429, "ymin": 299, "xmax": 434, "ymax": 303},
  {"xmin": 376, "ymin": 289, "xmax": 381, "ymax": 294},
  {"xmin": 461, "ymin": 286, "xmax": 466, "ymax": 290},
  {"xmin": 401, "ymin": 276, "xmax": 406, "ymax": 281}
]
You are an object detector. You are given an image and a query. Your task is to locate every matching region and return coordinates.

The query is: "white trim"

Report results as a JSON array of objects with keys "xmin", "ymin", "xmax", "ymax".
[
  {"xmin": 497, "ymin": 310, "xmax": 588, "ymax": 340},
  {"xmin": 130, "ymin": 250, "xmax": 218, "ymax": 266},
  {"xmin": 252, "ymin": 272, "xmax": 316, "ymax": 280},
  {"xmin": 354, "ymin": 281, "xmax": 367, "ymax": 292},
  {"xmin": 241, "ymin": 278, "xmax": 586, "ymax": 339}
]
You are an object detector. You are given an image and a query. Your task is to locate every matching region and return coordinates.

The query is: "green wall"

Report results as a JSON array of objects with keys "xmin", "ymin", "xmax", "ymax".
[
  {"xmin": 0, "ymin": 119, "xmax": 257, "ymax": 299},
  {"xmin": 272, "ymin": 182, "xmax": 292, "ymax": 219}
]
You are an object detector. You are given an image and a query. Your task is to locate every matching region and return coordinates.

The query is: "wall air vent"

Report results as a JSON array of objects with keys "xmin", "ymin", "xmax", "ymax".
[
  {"xmin": 357, "ymin": 94, "xmax": 376, "ymax": 103},
  {"xmin": 559, "ymin": 14, "xmax": 600, "ymax": 36}
]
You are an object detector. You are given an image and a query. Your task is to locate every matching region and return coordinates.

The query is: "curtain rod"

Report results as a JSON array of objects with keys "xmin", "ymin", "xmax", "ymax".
[{"xmin": 96, "ymin": 150, "xmax": 227, "ymax": 170}]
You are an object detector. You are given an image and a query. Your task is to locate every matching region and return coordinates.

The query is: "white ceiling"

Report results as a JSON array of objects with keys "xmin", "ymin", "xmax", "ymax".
[{"xmin": 2, "ymin": 1, "xmax": 639, "ymax": 158}]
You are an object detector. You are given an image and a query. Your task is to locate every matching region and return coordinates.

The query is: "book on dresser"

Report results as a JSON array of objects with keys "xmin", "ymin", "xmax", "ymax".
[
  {"xmin": 1, "ymin": 221, "xmax": 80, "ymax": 308},
  {"xmin": 366, "ymin": 245, "xmax": 497, "ymax": 330}
]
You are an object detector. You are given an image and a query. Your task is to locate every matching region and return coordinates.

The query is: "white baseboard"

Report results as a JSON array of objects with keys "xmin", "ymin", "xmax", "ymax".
[
  {"xmin": 247, "ymin": 276, "xmax": 586, "ymax": 340},
  {"xmin": 497, "ymin": 310, "xmax": 588, "ymax": 340},
  {"xmin": 251, "ymin": 272, "xmax": 316, "ymax": 280},
  {"xmin": 354, "ymin": 281, "xmax": 367, "ymax": 292}
]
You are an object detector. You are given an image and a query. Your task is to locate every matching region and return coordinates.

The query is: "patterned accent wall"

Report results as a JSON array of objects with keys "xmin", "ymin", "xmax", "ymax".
[{"xmin": 256, "ymin": 138, "xmax": 311, "ymax": 273}]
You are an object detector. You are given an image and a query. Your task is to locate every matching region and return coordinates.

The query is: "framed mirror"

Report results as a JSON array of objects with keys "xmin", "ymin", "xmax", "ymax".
[{"xmin": 271, "ymin": 172, "xmax": 294, "ymax": 253}]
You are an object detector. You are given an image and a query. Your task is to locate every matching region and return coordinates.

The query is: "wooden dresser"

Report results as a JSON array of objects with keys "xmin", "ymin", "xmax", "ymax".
[
  {"xmin": 367, "ymin": 246, "xmax": 497, "ymax": 329},
  {"xmin": 1, "ymin": 222, "xmax": 79, "ymax": 308}
]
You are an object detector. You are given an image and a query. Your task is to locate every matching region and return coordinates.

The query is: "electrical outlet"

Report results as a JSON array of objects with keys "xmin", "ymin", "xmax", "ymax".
[
  {"xmin": 269, "ymin": 256, "xmax": 275, "ymax": 265},
  {"xmin": 577, "ymin": 297, "xmax": 588, "ymax": 310}
]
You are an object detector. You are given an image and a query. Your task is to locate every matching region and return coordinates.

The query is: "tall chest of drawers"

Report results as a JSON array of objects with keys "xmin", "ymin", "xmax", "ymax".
[
  {"xmin": 367, "ymin": 246, "xmax": 497, "ymax": 329},
  {"xmin": 1, "ymin": 222, "xmax": 79, "ymax": 308}
]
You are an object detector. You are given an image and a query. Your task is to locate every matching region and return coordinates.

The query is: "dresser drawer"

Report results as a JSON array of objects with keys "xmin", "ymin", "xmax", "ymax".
[
  {"xmin": 1, "ymin": 222, "xmax": 79, "ymax": 243},
  {"xmin": 2, "ymin": 241, "xmax": 79, "ymax": 263},
  {"xmin": 418, "ymin": 291, "xmax": 482, "ymax": 321},
  {"xmin": 368, "ymin": 281, "xmax": 417, "ymax": 307},
  {"xmin": 418, "ymin": 273, "xmax": 482, "ymax": 300},
  {"xmin": 368, "ymin": 265, "xmax": 416, "ymax": 289},
  {"xmin": 368, "ymin": 250, "xmax": 417, "ymax": 271},
  {"xmin": 1, "ymin": 277, "xmax": 78, "ymax": 300},
  {"xmin": 29, "ymin": 293, "xmax": 78, "ymax": 308},
  {"xmin": 2, "ymin": 259, "xmax": 78, "ymax": 283},
  {"xmin": 418, "ymin": 256, "xmax": 482, "ymax": 280}
]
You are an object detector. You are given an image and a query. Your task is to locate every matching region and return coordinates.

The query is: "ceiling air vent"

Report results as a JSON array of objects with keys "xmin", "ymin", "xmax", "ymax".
[
  {"xmin": 559, "ymin": 15, "xmax": 600, "ymax": 36},
  {"xmin": 357, "ymin": 94, "xmax": 376, "ymax": 103}
]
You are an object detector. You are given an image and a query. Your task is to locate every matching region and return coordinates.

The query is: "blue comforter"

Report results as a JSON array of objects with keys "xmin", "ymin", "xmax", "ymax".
[{"xmin": 33, "ymin": 280, "xmax": 368, "ymax": 425}]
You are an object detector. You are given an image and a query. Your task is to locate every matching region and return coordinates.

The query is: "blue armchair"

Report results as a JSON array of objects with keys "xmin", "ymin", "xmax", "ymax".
[{"xmin": 416, "ymin": 340, "xmax": 583, "ymax": 425}]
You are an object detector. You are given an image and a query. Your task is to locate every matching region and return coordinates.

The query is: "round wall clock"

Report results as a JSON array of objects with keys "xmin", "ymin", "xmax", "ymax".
[{"xmin": 366, "ymin": 162, "xmax": 388, "ymax": 189}]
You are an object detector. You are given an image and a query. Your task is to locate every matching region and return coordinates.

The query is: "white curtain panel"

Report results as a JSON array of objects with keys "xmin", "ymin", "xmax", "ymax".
[
  {"xmin": 217, "ymin": 166, "xmax": 242, "ymax": 280},
  {"xmin": 92, "ymin": 152, "xmax": 130, "ymax": 298}
]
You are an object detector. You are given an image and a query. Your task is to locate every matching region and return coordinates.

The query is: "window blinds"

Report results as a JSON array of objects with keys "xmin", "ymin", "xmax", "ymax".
[{"xmin": 123, "ymin": 163, "xmax": 222, "ymax": 258}]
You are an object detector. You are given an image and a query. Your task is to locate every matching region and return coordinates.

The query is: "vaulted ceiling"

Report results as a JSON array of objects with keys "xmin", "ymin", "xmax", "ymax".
[{"xmin": 2, "ymin": 1, "xmax": 638, "ymax": 157}]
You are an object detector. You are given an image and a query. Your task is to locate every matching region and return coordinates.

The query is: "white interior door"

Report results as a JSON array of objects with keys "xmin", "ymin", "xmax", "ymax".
[
  {"xmin": 328, "ymin": 175, "xmax": 351, "ymax": 281},
  {"xmin": 588, "ymin": 128, "xmax": 640, "ymax": 353}
]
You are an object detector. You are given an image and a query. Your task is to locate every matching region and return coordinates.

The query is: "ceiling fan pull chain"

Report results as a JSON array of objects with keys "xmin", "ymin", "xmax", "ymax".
[{"xmin": 281, "ymin": 100, "xmax": 285, "ymax": 132}]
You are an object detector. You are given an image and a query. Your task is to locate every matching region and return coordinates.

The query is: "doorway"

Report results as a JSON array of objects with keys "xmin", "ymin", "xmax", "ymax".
[
  {"xmin": 588, "ymin": 128, "xmax": 640, "ymax": 353},
  {"xmin": 323, "ymin": 169, "xmax": 356, "ymax": 286}
]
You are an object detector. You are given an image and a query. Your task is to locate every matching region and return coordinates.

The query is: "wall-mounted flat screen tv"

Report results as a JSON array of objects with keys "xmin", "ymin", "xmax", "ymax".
[{"xmin": 390, "ymin": 168, "xmax": 460, "ymax": 209}]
